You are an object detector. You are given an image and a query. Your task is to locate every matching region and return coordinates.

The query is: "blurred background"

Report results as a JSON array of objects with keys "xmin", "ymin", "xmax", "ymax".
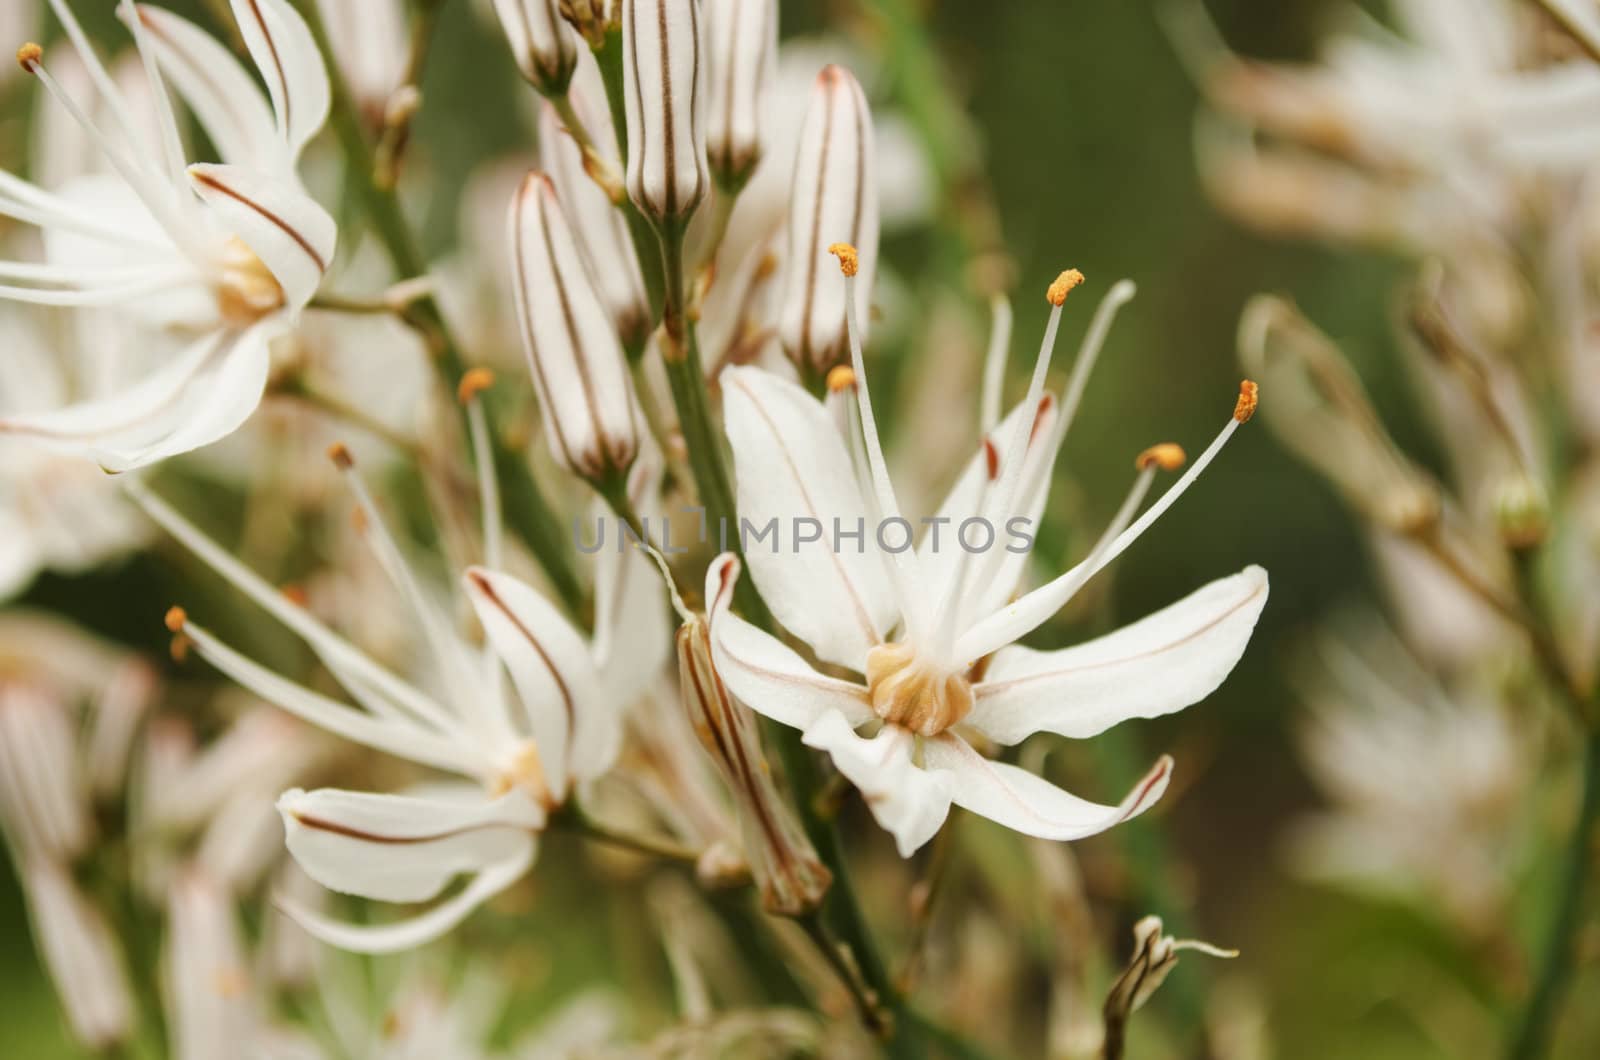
[{"xmin": 3, "ymin": 0, "xmax": 1592, "ymax": 1057}]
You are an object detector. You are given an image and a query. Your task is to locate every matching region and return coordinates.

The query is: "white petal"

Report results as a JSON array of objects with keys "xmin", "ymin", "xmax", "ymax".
[
  {"xmin": 189, "ymin": 163, "xmax": 335, "ymax": 312},
  {"xmin": 275, "ymin": 837, "xmax": 536, "ymax": 955},
  {"xmin": 229, "ymin": 0, "xmax": 330, "ymax": 160},
  {"xmin": 0, "ymin": 326, "xmax": 270, "ymax": 471},
  {"xmin": 922, "ymin": 737, "xmax": 1172, "ymax": 841},
  {"xmin": 463, "ymin": 567, "xmax": 610, "ymax": 792},
  {"xmin": 720, "ymin": 365, "xmax": 896, "ymax": 668},
  {"xmin": 278, "ymin": 786, "xmax": 541, "ymax": 904},
  {"xmin": 800, "ymin": 712, "xmax": 951, "ymax": 858},
  {"xmin": 127, "ymin": 4, "xmax": 282, "ymax": 171},
  {"xmin": 704, "ymin": 553, "xmax": 874, "ymax": 731},
  {"xmin": 969, "ymin": 566, "xmax": 1269, "ymax": 744}
]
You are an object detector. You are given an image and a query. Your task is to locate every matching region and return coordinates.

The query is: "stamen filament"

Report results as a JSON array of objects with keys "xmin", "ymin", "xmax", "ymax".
[
  {"xmin": 117, "ymin": 0, "xmax": 189, "ymax": 193},
  {"xmin": 979, "ymin": 294, "xmax": 1013, "ymax": 433}
]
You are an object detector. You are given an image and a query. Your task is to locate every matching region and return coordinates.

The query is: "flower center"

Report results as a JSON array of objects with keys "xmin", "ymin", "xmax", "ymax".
[
  {"xmin": 492, "ymin": 740, "xmax": 555, "ymax": 808},
  {"xmin": 216, "ymin": 237, "xmax": 285, "ymax": 325},
  {"xmin": 865, "ymin": 642, "xmax": 974, "ymax": 737}
]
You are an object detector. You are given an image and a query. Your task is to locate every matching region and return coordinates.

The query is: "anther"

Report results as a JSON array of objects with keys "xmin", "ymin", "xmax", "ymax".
[
  {"xmin": 826, "ymin": 365, "xmax": 857, "ymax": 393},
  {"xmin": 1047, "ymin": 268, "xmax": 1085, "ymax": 306},
  {"xmin": 280, "ymin": 584, "xmax": 310, "ymax": 608},
  {"xmin": 1137, "ymin": 443, "xmax": 1187, "ymax": 471},
  {"xmin": 16, "ymin": 42, "xmax": 41, "ymax": 73},
  {"xmin": 327, "ymin": 442, "xmax": 354, "ymax": 470},
  {"xmin": 457, "ymin": 367, "xmax": 496, "ymax": 405},
  {"xmin": 828, "ymin": 242, "xmax": 859, "ymax": 277},
  {"xmin": 984, "ymin": 438, "xmax": 1001, "ymax": 481},
  {"xmin": 164, "ymin": 606, "xmax": 188, "ymax": 633},
  {"xmin": 1234, "ymin": 379, "xmax": 1259, "ymax": 423}
]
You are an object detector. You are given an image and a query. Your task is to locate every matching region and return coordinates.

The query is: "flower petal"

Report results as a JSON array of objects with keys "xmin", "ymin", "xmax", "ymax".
[
  {"xmin": 274, "ymin": 836, "xmax": 536, "ymax": 955},
  {"xmin": 704, "ymin": 553, "xmax": 874, "ymax": 731},
  {"xmin": 0, "ymin": 325, "xmax": 271, "ymax": 471},
  {"xmin": 277, "ymin": 786, "xmax": 542, "ymax": 904},
  {"xmin": 188, "ymin": 163, "xmax": 335, "ymax": 313},
  {"xmin": 229, "ymin": 0, "xmax": 330, "ymax": 160},
  {"xmin": 720, "ymin": 366, "xmax": 896, "ymax": 668},
  {"xmin": 922, "ymin": 736, "xmax": 1172, "ymax": 841},
  {"xmin": 126, "ymin": 4, "xmax": 282, "ymax": 172},
  {"xmin": 968, "ymin": 566, "xmax": 1269, "ymax": 744},
  {"xmin": 801, "ymin": 711, "xmax": 952, "ymax": 858},
  {"xmin": 463, "ymin": 567, "xmax": 609, "ymax": 793}
]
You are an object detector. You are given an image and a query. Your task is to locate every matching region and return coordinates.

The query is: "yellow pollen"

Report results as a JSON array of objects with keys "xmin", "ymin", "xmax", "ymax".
[
  {"xmin": 163, "ymin": 606, "xmax": 188, "ymax": 633},
  {"xmin": 169, "ymin": 634, "xmax": 191, "ymax": 664},
  {"xmin": 17, "ymin": 43, "xmax": 41, "ymax": 72},
  {"xmin": 327, "ymin": 441, "xmax": 353, "ymax": 470},
  {"xmin": 457, "ymin": 367, "xmax": 496, "ymax": 405},
  {"xmin": 1047, "ymin": 268, "xmax": 1085, "ymax": 306},
  {"xmin": 828, "ymin": 242, "xmax": 859, "ymax": 277},
  {"xmin": 1137, "ymin": 442, "xmax": 1187, "ymax": 471},
  {"xmin": 493, "ymin": 741, "xmax": 554, "ymax": 807},
  {"xmin": 280, "ymin": 583, "xmax": 310, "ymax": 608},
  {"xmin": 217, "ymin": 236, "xmax": 285, "ymax": 325},
  {"xmin": 1234, "ymin": 379, "xmax": 1259, "ymax": 423},
  {"xmin": 826, "ymin": 365, "xmax": 856, "ymax": 393}
]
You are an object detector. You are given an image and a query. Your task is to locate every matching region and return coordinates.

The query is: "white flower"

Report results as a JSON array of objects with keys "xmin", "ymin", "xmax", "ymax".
[
  {"xmin": 708, "ymin": 256, "xmax": 1267, "ymax": 855},
  {"xmin": 0, "ymin": 0, "xmax": 336, "ymax": 470},
  {"xmin": 622, "ymin": 0, "xmax": 709, "ymax": 222},
  {"xmin": 126, "ymin": 435, "xmax": 663, "ymax": 952}
]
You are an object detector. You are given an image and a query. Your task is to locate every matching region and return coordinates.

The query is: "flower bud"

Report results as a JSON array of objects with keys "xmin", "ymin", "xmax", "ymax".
[
  {"xmin": 539, "ymin": 66, "xmax": 651, "ymax": 348},
  {"xmin": 702, "ymin": 0, "xmax": 777, "ymax": 188},
  {"xmin": 676, "ymin": 616, "xmax": 831, "ymax": 917},
  {"xmin": 316, "ymin": 0, "xmax": 408, "ymax": 125},
  {"xmin": 621, "ymin": 0, "xmax": 709, "ymax": 222},
  {"xmin": 510, "ymin": 172, "xmax": 643, "ymax": 484},
  {"xmin": 1239, "ymin": 295, "xmax": 1440, "ymax": 533},
  {"xmin": 1102, "ymin": 916, "xmax": 1236, "ymax": 1057},
  {"xmin": 777, "ymin": 65, "xmax": 879, "ymax": 378},
  {"xmin": 492, "ymin": 0, "xmax": 581, "ymax": 95},
  {"xmin": 20, "ymin": 859, "xmax": 134, "ymax": 1051},
  {"xmin": 0, "ymin": 684, "xmax": 91, "ymax": 861}
]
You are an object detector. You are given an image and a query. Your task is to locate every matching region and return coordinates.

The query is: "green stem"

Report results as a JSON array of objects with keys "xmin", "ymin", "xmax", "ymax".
[
  {"xmin": 292, "ymin": 0, "xmax": 584, "ymax": 616},
  {"xmin": 1506, "ymin": 728, "xmax": 1600, "ymax": 1060}
]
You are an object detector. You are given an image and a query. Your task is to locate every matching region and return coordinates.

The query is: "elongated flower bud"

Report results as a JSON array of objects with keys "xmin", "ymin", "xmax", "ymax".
[
  {"xmin": 315, "ymin": 0, "xmax": 407, "ymax": 125},
  {"xmin": 622, "ymin": 0, "xmax": 709, "ymax": 222},
  {"xmin": 1102, "ymin": 916, "xmax": 1236, "ymax": 1058},
  {"xmin": 493, "ymin": 0, "xmax": 580, "ymax": 95},
  {"xmin": 703, "ymin": 0, "xmax": 776, "ymax": 188},
  {"xmin": 777, "ymin": 65, "xmax": 878, "ymax": 378},
  {"xmin": 20, "ymin": 860, "xmax": 134, "ymax": 1050},
  {"xmin": 539, "ymin": 83, "xmax": 651, "ymax": 349},
  {"xmin": 677, "ymin": 616, "xmax": 831, "ymax": 916},
  {"xmin": 510, "ymin": 172, "xmax": 642, "ymax": 484},
  {"xmin": 0, "ymin": 684, "xmax": 91, "ymax": 860}
]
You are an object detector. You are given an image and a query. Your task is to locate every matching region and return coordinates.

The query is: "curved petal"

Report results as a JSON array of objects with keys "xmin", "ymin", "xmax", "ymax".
[
  {"xmin": 704, "ymin": 553, "xmax": 874, "ymax": 731},
  {"xmin": 923, "ymin": 736, "xmax": 1172, "ymax": 841},
  {"xmin": 277, "ymin": 786, "xmax": 542, "ymax": 904},
  {"xmin": 229, "ymin": 0, "xmax": 330, "ymax": 160},
  {"xmin": 801, "ymin": 711, "xmax": 952, "ymax": 858},
  {"xmin": 463, "ymin": 567, "xmax": 609, "ymax": 793},
  {"xmin": 968, "ymin": 566, "xmax": 1269, "ymax": 744},
  {"xmin": 127, "ymin": 5, "xmax": 281, "ymax": 172},
  {"xmin": 721, "ymin": 366, "xmax": 896, "ymax": 668},
  {"xmin": 188, "ymin": 163, "xmax": 335, "ymax": 313},
  {"xmin": 0, "ymin": 325, "xmax": 271, "ymax": 471},
  {"xmin": 274, "ymin": 837, "xmax": 535, "ymax": 955}
]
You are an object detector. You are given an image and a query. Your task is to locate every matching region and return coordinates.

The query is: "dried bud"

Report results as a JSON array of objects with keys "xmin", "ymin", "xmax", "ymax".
[
  {"xmin": 1239, "ymin": 295, "xmax": 1440, "ymax": 533},
  {"xmin": 20, "ymin": 860, "xmax": 134, "ymax": 1051},
  {"xmin": 777, "ymin": 65, "xmax": 878, "ymax": 377},
  {"xmin": 539, "ymin": 72, "xmax": 650, "ymax": 348},
  {"xmin": 703, "ymin": 0, "xmax": 777, "ymax": 188},
  {"xmin": 1102, "ymin": 916, "xmax": 1236, "ymax": 1059},
  {"xmin": 559, "ymin": 0, "xmax": 618, "ymax": 49},
  {"xmin": 510, "ymin": 172, "xmax": 643, "ymax": 484},
  {"xmin": 492, "ymin": 0, "xmax": 580, "ymax": 95},
  {"xmin": 622, "ymin": 0, "xmax": 709, "ymax": 223},
  {"xmin": 677, "ymin": 616, "xmax": 832, "ymax": 917}
]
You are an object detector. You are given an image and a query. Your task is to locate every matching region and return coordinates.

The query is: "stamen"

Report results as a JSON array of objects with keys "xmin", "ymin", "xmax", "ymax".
[
  {"xmin": 164, "ymin": 606, "xmax": 187, "ymax": 633},
  {"xmin": 825, "ymin": 365, "xmax": 856, "ymax": 393},
  {"xmin": 834, "ymin": 242, "xmax": 927, "ymax": 638},
  {"xmin": 1234, "ymin": 379, "xmax": 1258, "ymax": 422},
  {"xmin": 17, "ymin": 43, "xmax": 41, "ymax": 71},
  {"xmin": 117, "ymin": 0, "xmax": 189, "ymax": 192},
  {"xmin": 1052, "ymin": 279, "xmax": 1136, "ymax": 450},
  {"xmin": 458, "ymin": 370, "xmax": 503, "ymax": 572},
  {"xmin": 979, "ymin": 294, "xmax": 1013, "ymax": 433},
  {"xmin": 1046, "ymin": 269, "xmax": 1085, "ymax": 306},
  {"xmin": 1137, "ymin": 443, "xmax": 1187, "ymax": 471}
]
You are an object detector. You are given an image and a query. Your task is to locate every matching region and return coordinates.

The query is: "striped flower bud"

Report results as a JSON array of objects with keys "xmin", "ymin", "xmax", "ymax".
[
  {"xmin": 703, "ymin": 0, "xmax": 777, "ymax": 188},
  {"xmin": 492, "ymin": 0, "xmax": 581, "ymax": 95},
  {"xmin": 510, "ymin": 172, "xmax": 642, "ymax": 484},
  {"xmin": 0, "ymin": 684, "xmax": 91, "ymax": 861},
  {"xmin": 539, "ymin": 65, "xmax": 651, "ymax": 349},
  {"xmin": 777, "ymin": 65, "xmax": 879, "ymax": 378},
  {"xmin": 621, "ymin": 0, "xmax": 709, "ymax": 223},
  {"xmin": 677, "ymin": 612, "xmax": 831, "ymax": 917},
  {"xmin": 20, "ymin": 860, "xmax": 134, "ymax": 1051}
]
